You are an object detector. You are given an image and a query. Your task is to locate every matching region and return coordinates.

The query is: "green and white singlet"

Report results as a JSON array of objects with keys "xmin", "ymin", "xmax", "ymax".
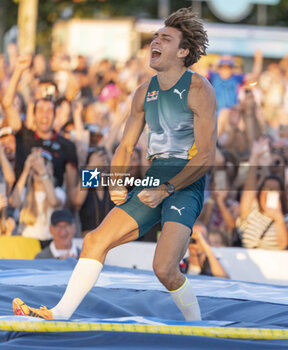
[
  {"xmin": 118, "ymin": 70, "xmax": 205, "ymax": 237},
  {"xmin": 144, "ymin": 69, "xmax": 197, "ymax": 160}
]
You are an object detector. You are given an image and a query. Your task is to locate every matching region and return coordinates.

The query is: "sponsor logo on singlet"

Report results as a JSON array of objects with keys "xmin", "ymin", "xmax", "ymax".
[{"xmin": 146, "ymin": 90, "xmax": 159, "ymax": 102}]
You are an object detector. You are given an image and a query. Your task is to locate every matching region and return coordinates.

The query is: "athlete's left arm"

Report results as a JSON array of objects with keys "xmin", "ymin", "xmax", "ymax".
[
  {"xmin": 168, "ymin": 73, "xmax": 217, "ymax": 190},
  {"xmin": 138, "ymin": 74, "xmax": 217, "ymax": 208}
]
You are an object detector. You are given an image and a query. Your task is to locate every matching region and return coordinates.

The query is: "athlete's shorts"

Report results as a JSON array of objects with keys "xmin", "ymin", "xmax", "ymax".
[{"xmin": 117, "ymin": 158, "xmax": 205, "ymax": 237}]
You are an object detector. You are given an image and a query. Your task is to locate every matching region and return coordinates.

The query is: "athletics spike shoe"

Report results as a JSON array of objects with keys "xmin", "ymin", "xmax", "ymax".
[{"xmin": 12, "ymin": 298, "xmax": 53, "ymax": 320}]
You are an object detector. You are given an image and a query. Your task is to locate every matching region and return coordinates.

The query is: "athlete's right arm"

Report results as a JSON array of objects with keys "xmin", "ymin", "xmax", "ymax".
[{"xmin": 109, "ymin": 81, "xmax": 149, "ymax": 205}]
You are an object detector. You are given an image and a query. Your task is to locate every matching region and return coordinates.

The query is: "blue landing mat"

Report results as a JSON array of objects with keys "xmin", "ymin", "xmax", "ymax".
[{"xmin": 0, "ymin": 259, "xmax": 288, "ymax": 349}]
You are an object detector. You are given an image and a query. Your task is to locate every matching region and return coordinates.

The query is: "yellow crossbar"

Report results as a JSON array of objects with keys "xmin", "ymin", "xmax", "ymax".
[{"xmin": 0, "ymin": 320, "xmax": 288, "ymax": 339}]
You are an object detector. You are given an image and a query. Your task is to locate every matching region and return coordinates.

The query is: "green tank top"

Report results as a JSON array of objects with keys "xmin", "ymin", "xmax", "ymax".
[{"xmin": 144, "ymin": 69, "xmax": 197, "ymax": 160}]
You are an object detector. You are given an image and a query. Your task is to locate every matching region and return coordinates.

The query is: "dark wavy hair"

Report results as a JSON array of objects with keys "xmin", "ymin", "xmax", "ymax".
[{"xmin": 164, "ymin": 7, "xmax": 209, "ymax": 67}]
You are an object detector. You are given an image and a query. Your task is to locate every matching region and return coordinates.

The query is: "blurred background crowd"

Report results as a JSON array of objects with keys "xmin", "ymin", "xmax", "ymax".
[{"xmin": 0, "ymin": 0, "xmax": 287, "ymax": 281}]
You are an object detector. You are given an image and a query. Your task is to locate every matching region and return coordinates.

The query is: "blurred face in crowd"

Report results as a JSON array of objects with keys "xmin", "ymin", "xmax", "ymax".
[
  {"xmin": 188, "ymin": 223, "xmax": 209, "ymax": 267},
  {"xmin": 193, "ymin": 223, "xmax": 208, "ymax": 238},
  {"xmin": 32, "ymin": 156, "xmax": 54, "ymax": 183},
  {"xmin": 61, "ymin": 123, "xmax": 75, "ymax": 141},
  {"xmin": 76, "ymin": 55, "xmax": 87, "ymax": 71},
  {"xmin": 50, "ymin": 53, "xmax": 70, "ymax": 72},
  {"xmin": 208, "ymin": 232, "xmax": 226, "ymax": 247},
  {"xmin": 85, "ymin": 102, "xmax": 109, "ymax": 128},
  {"xmin": 89, "ymin": 148, "xmax": 110, "ymax": 173},
  {"xmin": 34, "ymin": 99, "xmax": 55, "ymax": 135},
  {"xmin": 270, "ymin": 152, "xmax": 285, "ymax": 178},
  {"xmin": 189, "ymin": 223, "xmax": 208, "ymax": 253},
  {"xmin": 218, "ymin": 64, "xmax": 233, "ymax": 80},
  {"xmin": 54, "ymin": 100, "xmax": 71, "ymax": 133},
  {"xmin": 0, "ymin": 134, "xmax": 16, "ymax": 161},
  {"xmin": 33, "ymin": 54, "xmax": 46, "ymax": 76},
  {"xmin": 229, "ymin": 106, "xmax": 241, "ymax": 127},
  {"xmin": 50, "ymin": 221, "xmax": 76, "ymax": 250}
]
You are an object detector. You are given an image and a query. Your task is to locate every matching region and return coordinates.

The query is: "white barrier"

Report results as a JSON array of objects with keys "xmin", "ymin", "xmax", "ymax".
[
  {"xmin": 74, "ymin": 239, "xmax": 288, "ymax": 285},
  {"xmin": 214, "ymin": 247, "xmax": 288, "ymax": 285}
]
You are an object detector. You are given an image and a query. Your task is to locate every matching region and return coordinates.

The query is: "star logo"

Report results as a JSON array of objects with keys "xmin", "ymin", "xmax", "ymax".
[{"xmin": 82, "ymin": 168, "xmax": 101, "ymax": 188}]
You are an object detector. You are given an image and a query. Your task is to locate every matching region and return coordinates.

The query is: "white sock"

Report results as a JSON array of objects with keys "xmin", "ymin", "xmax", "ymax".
[
  {"xmin": 169, "ymin": 277, "xmax": 201, "ymax": 321},
  {"xmin": 51, "ymin": 258, "xmax": 103, "ymax": 320}
]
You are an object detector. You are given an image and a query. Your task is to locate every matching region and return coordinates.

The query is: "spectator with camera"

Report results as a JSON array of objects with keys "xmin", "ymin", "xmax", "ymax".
[
  {"xmin": 199, "ymin": 169, "xmax": 239, "ymax": 246},
  {"xmin": 217, "ymin": 106, "xmax": 249, "ymax": 161},
  {"xmin": 236, "ymin": 138, "xmax": 288, "ymax": 249},
  {"xmin": 13, "ymin": 98, "xmax": 78, "ymax": 202},
  {"xmin": 181, "ymin": 221, "xmax": 229, "ymax": 278},
  {"xmin": 9, "ymin": 149, "xmax": 65, "ymax": 248}
]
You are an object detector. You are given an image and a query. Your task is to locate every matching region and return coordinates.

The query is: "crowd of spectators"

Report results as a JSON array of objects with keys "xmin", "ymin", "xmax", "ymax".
[{"xmin": 0, "ymin": 42, "xmax": 287, "ymax": 278}]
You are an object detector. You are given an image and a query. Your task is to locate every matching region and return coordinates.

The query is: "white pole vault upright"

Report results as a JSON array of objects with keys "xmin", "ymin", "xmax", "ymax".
[{"xmin": 17, "ymin": 0, "xmax": 39, "ymax": 54}]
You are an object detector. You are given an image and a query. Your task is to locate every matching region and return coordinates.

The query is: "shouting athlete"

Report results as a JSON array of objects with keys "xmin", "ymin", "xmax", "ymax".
[{"xmin": 13, "ymin": 7, "xmax": 217, "ymax": 321}]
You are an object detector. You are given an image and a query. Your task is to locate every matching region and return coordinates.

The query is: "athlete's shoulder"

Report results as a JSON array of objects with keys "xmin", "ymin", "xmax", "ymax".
[
  {"xmin": 132, "ymin": 78, "xmax": 152, "ymax": 109},
  {"xmin": 190, "ymin": 72, "xmax": 214, "ymax": 93},
  {"xmin": 188, "ymin": 72, "xmax": 217, "ymax": 113},
  {"xmin": 135, "ymin": 78, "xmax": 152, "ymax": 96}
]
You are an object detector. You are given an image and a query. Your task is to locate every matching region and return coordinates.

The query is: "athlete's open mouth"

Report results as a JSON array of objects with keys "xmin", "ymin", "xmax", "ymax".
[{"xmin": 151, "ymin": 48, "xmax": 161, "ymax": 59}]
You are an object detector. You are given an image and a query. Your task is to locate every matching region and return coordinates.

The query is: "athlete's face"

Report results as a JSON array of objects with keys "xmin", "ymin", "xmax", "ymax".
[{"xmin": 150, "ymin": 26, "xmax": 187, "ymax": 71}]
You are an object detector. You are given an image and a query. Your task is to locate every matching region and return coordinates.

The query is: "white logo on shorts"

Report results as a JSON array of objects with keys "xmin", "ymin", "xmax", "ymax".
[
  {"xmin": 173, "ymin": 89, "xmax": 186, "ymax": 100},
  {"xmin": 170, "ymin": 205, "xmax": 185, "ymax": 216}
]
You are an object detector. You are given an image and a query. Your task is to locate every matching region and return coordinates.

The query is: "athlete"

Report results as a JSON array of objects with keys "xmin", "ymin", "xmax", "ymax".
[{"xmin": 12, "ymin": 8, "xmax": 217, "ymax": 321}]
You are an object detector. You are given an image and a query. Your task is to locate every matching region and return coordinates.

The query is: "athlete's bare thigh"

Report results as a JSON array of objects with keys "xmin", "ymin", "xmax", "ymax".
[{"xmin": 81, "ymin": 207, "xmax": 139, "ymax": 262}]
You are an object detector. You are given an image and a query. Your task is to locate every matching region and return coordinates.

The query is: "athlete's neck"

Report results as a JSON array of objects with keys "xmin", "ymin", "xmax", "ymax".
[{"xmin": 157, "ymin": 66, "xmax": 187, "ymax": 91}]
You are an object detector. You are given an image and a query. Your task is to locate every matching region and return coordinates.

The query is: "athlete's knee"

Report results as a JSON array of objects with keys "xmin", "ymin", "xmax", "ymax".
[
  {"xmin": 153, "ymin": 259, "xmax": 177, "ymax": 287},
  {"xmin": 82, "ymin": 228, "xmax": 109, "ymax": 254}
]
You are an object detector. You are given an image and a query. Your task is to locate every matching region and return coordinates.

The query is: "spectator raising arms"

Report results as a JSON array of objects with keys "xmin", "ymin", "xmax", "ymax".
[
  {"xmin": 0, "ymin": 139, "xmax": 16, "ymax": 236},
  {"xmin": 2, "ymin": 55, "xmax": 78, "ymax": 204},
  {"xmin": 207, "ymin": 51, "xmax": 263, "ymax": 115}
]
